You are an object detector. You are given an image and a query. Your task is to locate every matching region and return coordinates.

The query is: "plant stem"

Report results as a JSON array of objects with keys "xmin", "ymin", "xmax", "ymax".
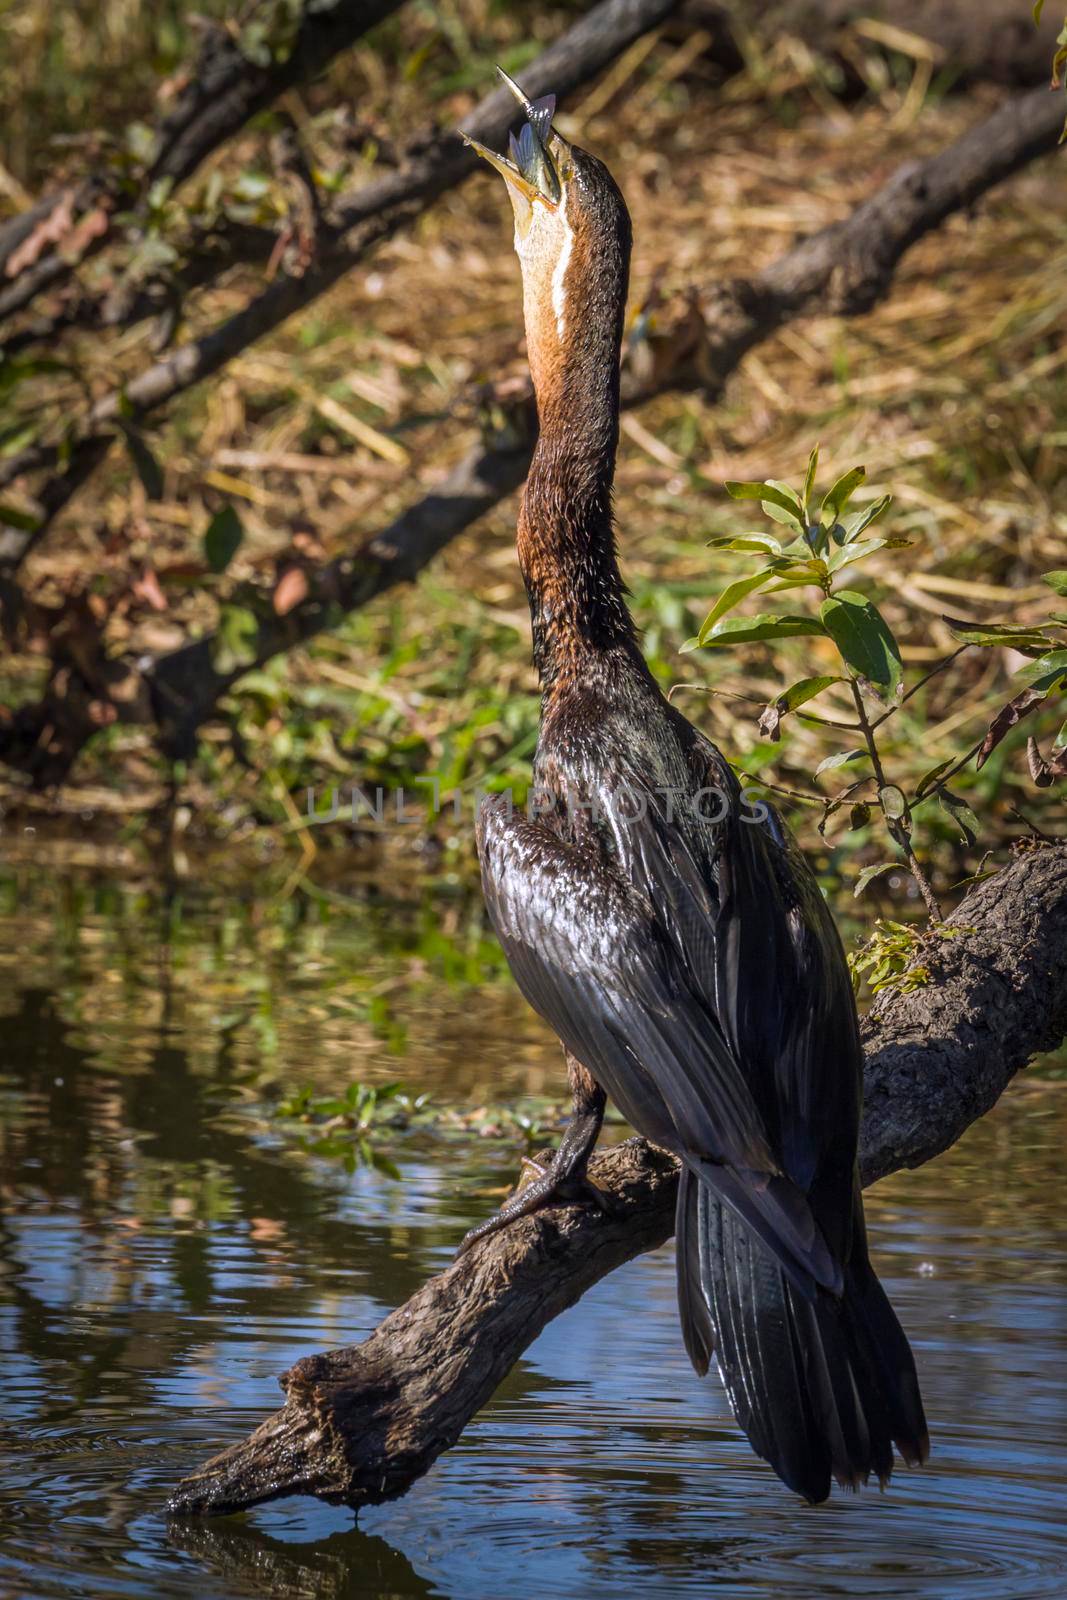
[
  {"xmin": 797, "ymin": 711, "xmax": 862, "ymax": 731},
  {"xmin": 735, "ymin": 769, "xmax": 824, "ymax": 808},
  {"xmin": 869, "ymin": 645, "xmax": 972, "ymax": 729},
  {"xmin": 848, "ymin": 677, "xmax": 943, "ymax": 921}
]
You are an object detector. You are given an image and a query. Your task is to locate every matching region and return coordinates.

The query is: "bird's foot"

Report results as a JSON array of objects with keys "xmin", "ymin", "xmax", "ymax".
[{"xmin": 455, "ymin": 1149, "xmax": 612, "ymax": 1258}]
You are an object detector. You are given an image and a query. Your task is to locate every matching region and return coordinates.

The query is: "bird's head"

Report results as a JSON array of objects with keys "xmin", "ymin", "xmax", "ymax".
[{"xmin": 464, "ymin": 72, "xmax": 630, "ymax": 400}]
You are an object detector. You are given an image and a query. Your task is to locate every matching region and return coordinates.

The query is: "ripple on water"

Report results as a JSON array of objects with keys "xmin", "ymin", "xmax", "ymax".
[{"xmin": 1, "ymin": 1002, "xmax": 1066, "ymax": 1600}]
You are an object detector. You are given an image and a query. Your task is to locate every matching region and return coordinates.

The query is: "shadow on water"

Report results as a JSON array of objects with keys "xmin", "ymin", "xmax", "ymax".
[{"xmin": 1, "ymin": 858, "xmax": 1067, "ymax": 1597}]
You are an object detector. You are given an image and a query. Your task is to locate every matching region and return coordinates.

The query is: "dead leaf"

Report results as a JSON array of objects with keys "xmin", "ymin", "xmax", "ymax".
[
  {"xmin": 976, "ymin": 687, "xmax": 1047, "ymax": 769},
  {"xmin": 758, "ymin": 702, "xmax": 782, "ymax": 741},
  {"xmin": 1027, "ymin": 735, "xmax": 1067, "ymax": 787}
]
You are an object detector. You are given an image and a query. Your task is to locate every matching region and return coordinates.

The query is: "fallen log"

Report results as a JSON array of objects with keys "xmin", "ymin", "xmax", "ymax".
[{"xmin": 167, "ymin": 841, "xmax": 1067, "ymax": 1517}]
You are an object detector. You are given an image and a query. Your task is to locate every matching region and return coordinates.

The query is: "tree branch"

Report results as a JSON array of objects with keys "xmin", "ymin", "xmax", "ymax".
[
  {"xmin": 680, "ymin": 0, "xmax": 1067, "ymax": 92},
  {"xmin": 0, "ymin": 2, "xmax": 406, "ymax": 320},
  {"xmin": 3, "ymin": 83, "xmax": 1059, "ymax": 785},
  {"xmin": 0, "ymin": 0, "xmax": 683, "ymax": 566},
  {"xmin": 165, "ymin": 841, "xmax": 1067, "ymax": 1518},
  {"xmin": 146, "ymin": 0, "xmax": 406, "ymax": 193},
  {"xmin": 4, "ymin": 0, "xmax": 1059, "ymax": 335}
]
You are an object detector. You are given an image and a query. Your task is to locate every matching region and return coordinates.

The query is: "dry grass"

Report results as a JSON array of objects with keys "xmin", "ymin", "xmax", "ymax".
[{"xmin": 2, "ymin": 9, "xmax": 1065, "ymax": 900}]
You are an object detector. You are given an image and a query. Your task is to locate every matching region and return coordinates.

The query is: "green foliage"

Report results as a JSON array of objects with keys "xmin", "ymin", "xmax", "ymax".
[
  {"xmin": 698, "ymin": 455, "xmax": 905, "ymax": 701},
  {"xmin": 204, "ymin": 505, "xmax": 245, "ymax": 574},
  {"xmin": 212, "ymin": 604, "xmax": 259, "ymax": 675},
  {"xmin": 693, "ymin": 449, "xmax": 1067, "ymax": 916},
  {"xmin": 270, "ymin": 1075, "xmax": 582, "ymax": 1173},
  {"xmin": 819, "ymin": 590, "xmax": 902, "ymax": 698},
  {"xmin": 849, "ymin": 917, "xmax": 972, "ymax": 997},
  {"xmin": 848, "ymin": 918, "xmax": 929, "ymax": 993}
]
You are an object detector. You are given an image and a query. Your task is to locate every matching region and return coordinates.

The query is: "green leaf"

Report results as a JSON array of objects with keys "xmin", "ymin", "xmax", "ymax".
[
  {"xmin": 1033, "ymin": 0, "xmax": 1043, "ymax": 23},
  {"xmin": 819, "ymin": 589, "xmax": 903, "ymax": 695},
  {"xmin": 766, "ymin": 555, "xmax": 828, "ymax": 579},
  {"xmin": 706, "ymin": 533, "xmax": 783, "ymax": 555},
  {"xmin": 837, "ymin": 494, "xmax": 893, "ymax": 543},
  {"xmin": 758, "ymin": 674, "xmax": 842, "ymax": 740},
  {"xmin": 826, "ymin": 537, "xmax": 908, "ymax": 574},
  {"xmin": 762, "ymin": 574, "xmax": 825, "ymax": 595},
  {"xmin": 944, "ymin": 616, "xmax": 1055, "ymax": 652},
  {"xmin": 762, "ymin": 479, "xmax": 806, "ymax": 528},
  {"xmin": 1016, "ymin": 649, "xmax": 1067, "ymax": 689},
  {"xmin": 697, "ymin": 569, "xmax": 775, "ymax": 642},
  {"xmin": 802, "ymin": 445, "xmax": 819, "ymax": 518},
  {"xmin": 699, "ymin": 612, "xmax": 828, "ymax": 648},
  {"xmin": 853, "ymin": 862, "xmax": 896, "ymax": 898},
  {"xmin": 879, "ymin": 784, "xmax": 908, "ymax": 821},
  {"xmin": 815, "ymin": 747, "xmax": 867, "ymax": 775},
  {"xmin": 118, "ymin": 421, "xmax": 164, "ymax": 500},
  {"xmin": 849, "ymin": 802, "xmax": 872, "ymax": 830},
  {"xmin": 204, "ymin": 505, "xmax": 245, "ymax": 574},
  {"xmin": 0, "ymin": 502, "xmax": 41, "ymax": 532},
  {"xmin": 1055, "ymin": 718, "xmax": 1067, "ymax": 752},
  {"xmin": 939, "ymin": 788, "xmax": 979, "ymax": 846},
  {"xmin": 820, "ymin": 465, "xmax": 865, "ymax": 528},
  {"xmin": 779, "ymin": 674, "xmax": 843, "ymax": 712},
  {"xmin": 212, "ymin": 604, "xmax": 259, "ymax": 674},
  {"xmin": 1041, "ymin": 570, "xmax": 1067, "ymax": 596},
  {"xmin": 724, "ymin": 479, "xmax": 806, "ymax": 531}
]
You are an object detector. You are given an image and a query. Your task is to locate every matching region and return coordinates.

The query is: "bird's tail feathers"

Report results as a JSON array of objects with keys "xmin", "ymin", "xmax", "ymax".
[{"xmin": 676, "ymin": 1168, "xmax": 929, "ymax": 1501}]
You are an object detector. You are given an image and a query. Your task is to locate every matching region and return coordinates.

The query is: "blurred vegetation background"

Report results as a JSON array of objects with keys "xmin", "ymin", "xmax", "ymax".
[{"xmin": 0, "ymin": 0, "xmax": 1064, "ymax": 916}]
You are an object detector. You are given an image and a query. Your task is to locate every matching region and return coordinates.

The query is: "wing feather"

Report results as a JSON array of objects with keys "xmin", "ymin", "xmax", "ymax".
[{"xmin": 477, "ymin": 794, "xmax": 841, "ymax": 1295}]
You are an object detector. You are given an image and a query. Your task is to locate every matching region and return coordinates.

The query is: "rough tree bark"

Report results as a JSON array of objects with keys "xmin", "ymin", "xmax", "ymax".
[
  {"xmin": 1, "ymin": 83, "xmax": 1060, "ymax": 783},
  {"xmin": 166, "ymin": 841, "xmax": 1067, "ymax": 1518}
]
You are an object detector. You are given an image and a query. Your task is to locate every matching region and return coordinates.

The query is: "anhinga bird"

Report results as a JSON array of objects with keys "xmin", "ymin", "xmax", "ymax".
[{"xmin": 460, "ymin": 75, "xmax": 929, "ymax": 1503}]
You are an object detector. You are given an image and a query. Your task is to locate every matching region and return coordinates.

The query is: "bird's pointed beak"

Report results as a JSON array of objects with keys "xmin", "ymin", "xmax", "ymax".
[
  {"xmin": 461, "ymin": 68, "xmax": 563, "ymax": 228},
  {"xmin": 461, "ymin": 133, "xmax": 546, "ymax": 207}
]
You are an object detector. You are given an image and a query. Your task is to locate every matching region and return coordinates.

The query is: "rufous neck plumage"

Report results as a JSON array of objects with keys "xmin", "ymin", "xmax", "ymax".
[{"xmin": 514, "ymin": 169, "xmax": 638, "ymax": 691}]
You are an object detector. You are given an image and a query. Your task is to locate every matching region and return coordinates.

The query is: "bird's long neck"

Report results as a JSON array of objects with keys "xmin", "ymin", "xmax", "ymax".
[{"xmin": 517, "ymin": 206, "xmax": 637, "ymax": 691}]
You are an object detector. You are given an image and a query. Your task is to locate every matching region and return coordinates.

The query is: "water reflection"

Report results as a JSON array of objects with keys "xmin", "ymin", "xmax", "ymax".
[
  {"xmin": 169, "ymin": 1513, "xmax": 440, "ymax": 1599},
  {"xmin": 1, "ymin": 864, "xmax": 1066, "ymax": 1598}
]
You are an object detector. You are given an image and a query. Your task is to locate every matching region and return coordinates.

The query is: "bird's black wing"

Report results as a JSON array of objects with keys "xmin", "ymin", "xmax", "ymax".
[
  {"xmin": 476, "ymin": 794, "xmax": 841, "ymax": 1294},
  {"xmin": 676, "ymin": 725, "xmax": 865, "ymax": 1261}
]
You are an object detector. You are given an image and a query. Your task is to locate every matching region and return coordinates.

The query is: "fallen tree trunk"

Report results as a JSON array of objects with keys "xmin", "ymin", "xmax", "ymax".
[{"xmin": 167, "ymin": 841, "xmax": 1067, "ymax": 1517}]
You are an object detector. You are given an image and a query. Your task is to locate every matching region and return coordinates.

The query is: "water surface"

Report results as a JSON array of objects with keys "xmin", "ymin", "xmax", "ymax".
[{"xmin": 1, "ymin": 858, "xmax": 1065, "ymax": 1598}]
